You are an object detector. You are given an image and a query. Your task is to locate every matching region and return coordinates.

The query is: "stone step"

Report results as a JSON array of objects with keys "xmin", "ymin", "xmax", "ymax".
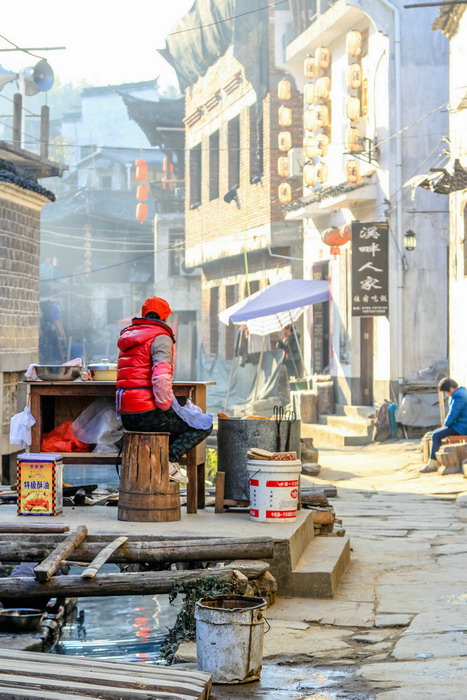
[
  {"xmin": 286, "ymin": 535, "xmax": 351, "ymax": 598},
  {"xmin": 335, "ymin": 403, "xmax": 375, "ymax": 420},
  {"xmin": 323, "ymin": 414, "xmax": 373, "ymax": 436},
  {"xmin": 301, "ymin": 422, "xmax": 372, "ymax": 447}
]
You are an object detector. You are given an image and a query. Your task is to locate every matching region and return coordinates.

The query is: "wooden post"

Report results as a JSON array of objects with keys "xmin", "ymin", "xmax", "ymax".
[
  {"xmin": 81, "ymin": 537, "xmax": 128, "ymax": 578},
  {"xmin": 186, "ymin": 447, "xmax": 198, "ymax": 514},
  {"xmin": 34, "ymin": 525, "xmax": 88, "ymax": 582},
  {"xmin": 438, "ymin": 389, "xmax": 446, "ymax": 425},
  {"xmin": 215, "ymin": 471, "xmax": 225, "ymax": 513}
]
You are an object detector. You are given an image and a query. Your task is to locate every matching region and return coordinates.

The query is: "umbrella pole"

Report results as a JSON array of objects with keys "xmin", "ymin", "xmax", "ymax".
[
  {"xmin": 253, "ymin": 336, "xmax": 266, "ymax": 402},
  {"xmin": 288, "ymin": 312, "xmax": 306, "ymax": 378}
]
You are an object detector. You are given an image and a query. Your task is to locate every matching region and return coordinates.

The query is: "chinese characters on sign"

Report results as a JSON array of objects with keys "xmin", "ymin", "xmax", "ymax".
[{"xmin": 351, "ymin": 222, "xmax": 389, "ymax": 317}]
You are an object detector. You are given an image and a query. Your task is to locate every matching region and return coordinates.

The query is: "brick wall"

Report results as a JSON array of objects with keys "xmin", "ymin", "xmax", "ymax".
[{"xmin": 0, "ymin": 183, "xmax": 50, "ymax": 458}]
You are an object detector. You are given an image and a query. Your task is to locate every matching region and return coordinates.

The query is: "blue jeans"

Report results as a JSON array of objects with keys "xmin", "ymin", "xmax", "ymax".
[{"xmin": 430, "ymin": 426, "xmax": 459, "ymax": 459}]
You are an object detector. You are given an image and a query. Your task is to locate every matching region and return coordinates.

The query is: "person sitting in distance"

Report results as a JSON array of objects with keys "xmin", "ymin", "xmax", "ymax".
[{"xmin": 420, "ymin": 377, "xmax": 467, "ymax": 473}]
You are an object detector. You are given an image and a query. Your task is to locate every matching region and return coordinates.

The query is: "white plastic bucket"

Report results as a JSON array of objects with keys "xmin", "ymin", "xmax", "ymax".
[
  {"xmin": 247, "ymin": 459, "xmax": 302, "ymax": 523},
  {"xmin": 195, "ymin": 595, "xmax": 267, "ymax": 684}
]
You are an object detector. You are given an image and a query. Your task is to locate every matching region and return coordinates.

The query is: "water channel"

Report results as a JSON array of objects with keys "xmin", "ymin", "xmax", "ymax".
[{"xmin": 52, "ymin": 464, "xmax": 178, "ymax": 663}]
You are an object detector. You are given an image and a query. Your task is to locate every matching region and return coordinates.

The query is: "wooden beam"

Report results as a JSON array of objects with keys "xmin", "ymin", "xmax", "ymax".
[
  {"xmin": 33, "ymin": 526, "xmax": 88, "ymax": 582},
  {"xmin": 81, "ymin": 537, "xmax": 128, "ymax": 578},
  {"xmin": 215, "ymin": 471, "xmax": 225, "ymax": 513},
  {"xmin": 0, "ymin": 536, "xmax": 274, "ymax": 564},
  {"xmin": 0, "ymin": 566, "xmax": 251, "ymax": 599},
  {"xmin": 0, "ymin": 523, "xmax": 70, "ymax": 534}
]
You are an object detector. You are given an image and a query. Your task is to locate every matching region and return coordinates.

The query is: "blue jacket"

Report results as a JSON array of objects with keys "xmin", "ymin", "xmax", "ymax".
[{"xmin": 444, "ymin": 387, "xmax": 467, "ymax": 435}]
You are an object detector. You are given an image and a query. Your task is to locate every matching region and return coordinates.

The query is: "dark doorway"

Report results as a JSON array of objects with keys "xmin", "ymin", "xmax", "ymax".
[
  {"xmin": 360, "ymin": 317, "xmax": 374, "ymax": 405},
  {"xmin": 311, "ymin": 262, "xmax": 330, "ymax": 373}
]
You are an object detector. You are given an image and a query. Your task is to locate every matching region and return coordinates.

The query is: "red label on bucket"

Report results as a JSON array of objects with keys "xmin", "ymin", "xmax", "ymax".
[
  {"xmin": 266, "ymin": 510, "xmax": 296, "ymax": 519},
  {"xmin": 290, "ymin": 489, "xmax": 298, "ymax": 498},
  {"xmin": 250, "ymin": 509, "xmax": 259, "ymax": 517},
  {"xmin": 249, "ymin": 479, "xmax": 259, "ymax": 486},
  {"xmin": 266, "ymin": 480, "xmax": 298, "ymax": 487}
]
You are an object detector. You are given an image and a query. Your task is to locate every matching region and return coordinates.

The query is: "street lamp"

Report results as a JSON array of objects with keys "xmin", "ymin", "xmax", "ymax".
[{"xmin": 404, "ymin": 229, "xmax": 417, "ymax": 251}]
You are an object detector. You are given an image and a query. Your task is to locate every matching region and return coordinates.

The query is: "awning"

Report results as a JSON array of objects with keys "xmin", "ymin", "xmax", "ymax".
[{"xmin": 231, "ymin": 279, "xmax": 329, "ymax": 322}]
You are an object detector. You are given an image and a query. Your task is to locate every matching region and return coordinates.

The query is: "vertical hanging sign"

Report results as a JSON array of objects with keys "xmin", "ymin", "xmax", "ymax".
[{"xmin": 351, "ymin": 221, "xmax": 389, "ymax": 317}]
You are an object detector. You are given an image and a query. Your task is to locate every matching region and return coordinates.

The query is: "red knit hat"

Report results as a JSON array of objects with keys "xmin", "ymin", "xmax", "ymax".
[{"xmin": 141, "ymin": 296, "xmax": 172, "ymax": 321}]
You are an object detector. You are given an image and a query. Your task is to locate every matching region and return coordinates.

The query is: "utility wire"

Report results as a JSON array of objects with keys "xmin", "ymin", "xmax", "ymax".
[
  {"xmin": 167, "ymin": 0, "xmax": 288, "ymax": 36},
  {"xmin": 0, "ymin": 33, "xmax": 44, "ymax": 60}
]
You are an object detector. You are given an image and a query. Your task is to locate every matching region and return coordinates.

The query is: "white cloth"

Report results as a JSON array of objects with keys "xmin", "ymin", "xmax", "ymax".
[{"xmin": 171, "ymin": 398, "xmax": 213, "ymax": 430}]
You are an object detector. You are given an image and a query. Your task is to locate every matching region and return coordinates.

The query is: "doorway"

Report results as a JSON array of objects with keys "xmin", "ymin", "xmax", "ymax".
[{"xmin": 360, "ymin": 317, "xmax": 374, "ymax": 406}]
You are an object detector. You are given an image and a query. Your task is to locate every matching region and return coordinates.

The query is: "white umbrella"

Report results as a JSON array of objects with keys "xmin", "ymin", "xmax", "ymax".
[{"xmin": 219, "ymin": 290, "xmax": 305, "ymax": 336}]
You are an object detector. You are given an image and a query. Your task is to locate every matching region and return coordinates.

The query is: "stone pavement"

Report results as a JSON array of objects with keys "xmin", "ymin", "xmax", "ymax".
[{"xmin": 181, "ymin": 439, "xmax": 467, "ymax": 699}]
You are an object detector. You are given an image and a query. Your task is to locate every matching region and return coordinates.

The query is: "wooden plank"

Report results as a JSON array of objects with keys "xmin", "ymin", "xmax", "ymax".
[
  {"xmin": 0, "ymin": 523, "xmax": 70, "ymax": 534},
  {"xmin": 1, "ymin": 565, "xmax": 251, "ymax": 599},
  {"xmin": 438, "ymin": 389, "xmax": 446, "ymax": 424},
  {"xmin": 215, "ymin": 471, "xmax": 225, "ymax": 513},
  {"xmin": 186, "ymin": 447, "xmax": 198, "ymax": 514},
  {"xmin": 0, "ymin": 536, "xmax": 274, "ymax": 563},
  {"xmin": 33, "ymin": 525, "xmax": 88, "ymax": 581},
  {"xmin": 81, "ymin": 536, "xmax": 128, "ymax": 578},
  {"xmin": 0, "ymin": 661, "xmax": 206, "ymax": 698}
]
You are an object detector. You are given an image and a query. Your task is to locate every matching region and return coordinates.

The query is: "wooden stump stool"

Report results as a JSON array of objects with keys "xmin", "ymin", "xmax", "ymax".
[{"xmin": 118, "ymin": 431, "xmax": 181, "ymax": 522}]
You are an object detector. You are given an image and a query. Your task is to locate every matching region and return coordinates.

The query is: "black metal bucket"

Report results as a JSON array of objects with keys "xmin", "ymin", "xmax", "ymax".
[{"xmin": 217, "ymin": 418, "xmax": 301, "ymax": 501}]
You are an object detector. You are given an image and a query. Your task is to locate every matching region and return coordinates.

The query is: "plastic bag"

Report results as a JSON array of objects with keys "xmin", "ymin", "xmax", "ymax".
[
  {"xmin": 72, "ymin": 398, "xmax": 123, "ymax": 453},
  {"xmin": 9, "ymin": 406, "xmax": 36, "ymax": 449},
  {"xmin": 41, "ymin": 421, "xmax": 90, "ymax": 452}
]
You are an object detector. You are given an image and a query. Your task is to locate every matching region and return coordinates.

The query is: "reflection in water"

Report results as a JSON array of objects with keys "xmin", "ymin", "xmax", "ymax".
[{"xmin": 54, "ymin": 590, "xmax": 179, "ymax": 663}]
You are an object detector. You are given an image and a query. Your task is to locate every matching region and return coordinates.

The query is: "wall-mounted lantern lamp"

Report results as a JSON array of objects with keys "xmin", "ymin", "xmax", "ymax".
[{"xmin": 404, "ymin": 229, "xmax": 417, "ymax": 251}]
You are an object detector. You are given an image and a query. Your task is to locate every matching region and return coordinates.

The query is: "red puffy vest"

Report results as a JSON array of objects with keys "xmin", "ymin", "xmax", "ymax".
[{"xmin": 116, "ymin": 318, "xmax": 175, "ymax": 414}]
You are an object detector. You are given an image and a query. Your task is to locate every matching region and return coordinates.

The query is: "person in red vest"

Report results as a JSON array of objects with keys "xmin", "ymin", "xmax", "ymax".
[{"xmin": 116, "ymin": 296, "xmax": 213, "ymax": 483}]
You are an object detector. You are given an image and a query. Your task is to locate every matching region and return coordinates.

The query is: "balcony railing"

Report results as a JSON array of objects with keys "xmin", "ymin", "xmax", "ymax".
[
  {"xmin": 151, "ymin": 182, "xmax": 185, "ymax": 215},
  {"xmin": 289, "ymin": 0, "xmax": 336, "ymax": 35}
]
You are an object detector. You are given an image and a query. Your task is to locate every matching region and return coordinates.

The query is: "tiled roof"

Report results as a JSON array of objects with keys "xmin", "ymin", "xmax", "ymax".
[{"xmin": 0, "ymin": 158, "xmax": 55, "ymax": 201}]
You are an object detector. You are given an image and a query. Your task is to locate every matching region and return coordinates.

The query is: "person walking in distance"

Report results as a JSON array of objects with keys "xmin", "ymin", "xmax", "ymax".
[
  {"xmin": 116, "ymin": 297, "xmax": 213, "ymax": 483},
  {"xmin": 420, "ymin": 377, "xmax": 467, "ymax": 473}
]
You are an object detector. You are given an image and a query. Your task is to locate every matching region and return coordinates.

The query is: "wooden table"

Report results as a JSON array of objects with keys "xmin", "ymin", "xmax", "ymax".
[{"xmin": 26, "ymin": 381, "xmax": 215, "ymax": 514}]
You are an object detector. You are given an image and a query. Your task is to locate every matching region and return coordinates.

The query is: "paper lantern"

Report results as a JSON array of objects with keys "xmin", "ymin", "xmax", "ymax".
[
  {"xmin": 304, "ymin": 54, "xmax": 317, "ymax": 79},
  {"xmin": 304, "ymin": 82, "xmax": 315, "ymax": 105},
  {"xmin": 277, "ymin": 156, "xmax": 290, "ymax": 178},
  {"xmin": 315, "ymin": 47, "xmax": 330, "ymax": 69},
  {"xmin": 278, "ymin": 131, "xmax": 292, "ymax": 152},
  {"xmin": 315, "ymin": 104, "xmax": 330, "ymax": 127},
  {"xmin": 304, "ymin": 136, "xmax": 318, "ymax": 159},
  {"xmin": 278, "ymin": 182, "xmax": 292, "ymax": 203},
  {"xmin": 135, "ymin": 159, "xmax": 148, "ymax": 181},
  {"xmin": 278, "ymin": 78, "xmax": 292, "ymax": 101},
  {"xmin": 346, "ymin": 30, "xmax": 362, "ymax": 57},
  {"xmin": 316, "ymin": 133, "xmax": 329, "ymax": 157},
  {"xmin": 278, "ymin": 105, "xmax": 292, "ymax": 127},
  {"xmin": 303, "ymin": 162, "xmax": 316, "ymax": 187},
  {"xmin": 136, "ymin": 203, "xmax": 148, "ymax": 222},
  {"xmin": 136, "ymin": 184, "xmax": 149, "ymax": 201},
  {"xmin": 345, "ymin": 159, "xmax": 361, "ymax": 183},
  {"xmin": 345, "ymin": 127, "xmax": 362, "ymax": 153},
  {"xmin": 304, "ymin": 107, "xmax": 317, "ymax": 132},
  {"xmin": 315, "ymin": 76, "xmax": 331, "ymax": 99},
  {"xmin": 321, "ymin": 226, "xmax": 351, "ymax": 248},
  {"xmin": 346, "ymin": 96, "xmax": 361, "ymax": 121},
  {"xmin": 316, "ymin": 162, "xmax": 328, "ymax": 184},
  {"xmin": 347, "ymin": 63, "xmax": 362, "ymax": 89}
]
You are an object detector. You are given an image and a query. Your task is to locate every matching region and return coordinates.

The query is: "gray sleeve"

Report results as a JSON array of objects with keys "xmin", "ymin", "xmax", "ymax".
[{"xmin": 151, "ymin": 335, "xmax": 173, "ymax": 366}]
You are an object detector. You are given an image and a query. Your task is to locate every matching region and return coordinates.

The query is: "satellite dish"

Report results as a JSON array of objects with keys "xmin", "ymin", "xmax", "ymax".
[
  {"xmin": 0, "ymin": 65, "xmax": 18, "ymax": 90},
  {"xmin": 22, "ymin": 59, "xmax": 54, "ymax": 95}
]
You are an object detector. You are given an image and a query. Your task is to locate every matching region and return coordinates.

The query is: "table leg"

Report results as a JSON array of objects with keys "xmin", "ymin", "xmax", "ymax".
[
  {"xmin": 197, "ymin": 462, "xmax": 205, "ymax": 509},
  {"xmin": 186, "ymin": 448, "xmax": 198, "ymax": 514}
]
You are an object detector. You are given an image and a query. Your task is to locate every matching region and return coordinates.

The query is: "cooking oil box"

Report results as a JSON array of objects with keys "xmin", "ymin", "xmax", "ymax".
[{"xmin": 17, "ymin": 453, "xmax": 63, "ymax": 516}]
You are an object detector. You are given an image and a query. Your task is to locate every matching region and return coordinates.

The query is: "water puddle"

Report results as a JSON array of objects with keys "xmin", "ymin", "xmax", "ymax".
[{"xmin": 53, "ymin": 591, "xmax": 179, "ymax": 663}]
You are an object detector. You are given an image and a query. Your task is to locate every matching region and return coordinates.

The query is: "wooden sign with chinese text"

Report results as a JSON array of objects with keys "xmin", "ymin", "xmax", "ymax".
[{"xmin": 351, "ymin": 221, "xmax": 389, "ymax": 317}]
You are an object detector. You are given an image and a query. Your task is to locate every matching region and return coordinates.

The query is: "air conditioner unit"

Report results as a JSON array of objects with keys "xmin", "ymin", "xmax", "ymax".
[
  {"xmin": 288, "ymin": 148, "xmax": 305, "ymax": 179},
  {"xmin": 179, "ymin": 259, "xmax": 200, "ymax": 277}
]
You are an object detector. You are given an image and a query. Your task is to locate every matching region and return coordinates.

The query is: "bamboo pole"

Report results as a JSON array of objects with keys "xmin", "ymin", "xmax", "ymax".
[
  {"xmin": 34, "ymin": 526, "xmax": 88, "ymax": 582},
  {"xmin": 81, "ymin": 537, "xmax": 128, "ymax": 579}
]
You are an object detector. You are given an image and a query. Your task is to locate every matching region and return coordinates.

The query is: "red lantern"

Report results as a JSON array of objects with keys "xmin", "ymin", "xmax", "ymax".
[
  {"xmin": 135, "ymin": 159, "xmax": 148, "ymax": 181},
  {"xmin": 321, "ymin": 226, "xmax": 351, "ymax": 251},
  {"xmin": 137, "ymin": 184, "xmax": 149, "ymax": 201},
  {"xmin": 136, "ymin": 203, "xmax": 148, "ymax": 223}
]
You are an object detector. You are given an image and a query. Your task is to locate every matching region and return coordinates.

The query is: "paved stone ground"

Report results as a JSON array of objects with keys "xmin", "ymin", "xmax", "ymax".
[{"xmin": 180, "ymin": 439, "xmax": 467, "ymax": 699}]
